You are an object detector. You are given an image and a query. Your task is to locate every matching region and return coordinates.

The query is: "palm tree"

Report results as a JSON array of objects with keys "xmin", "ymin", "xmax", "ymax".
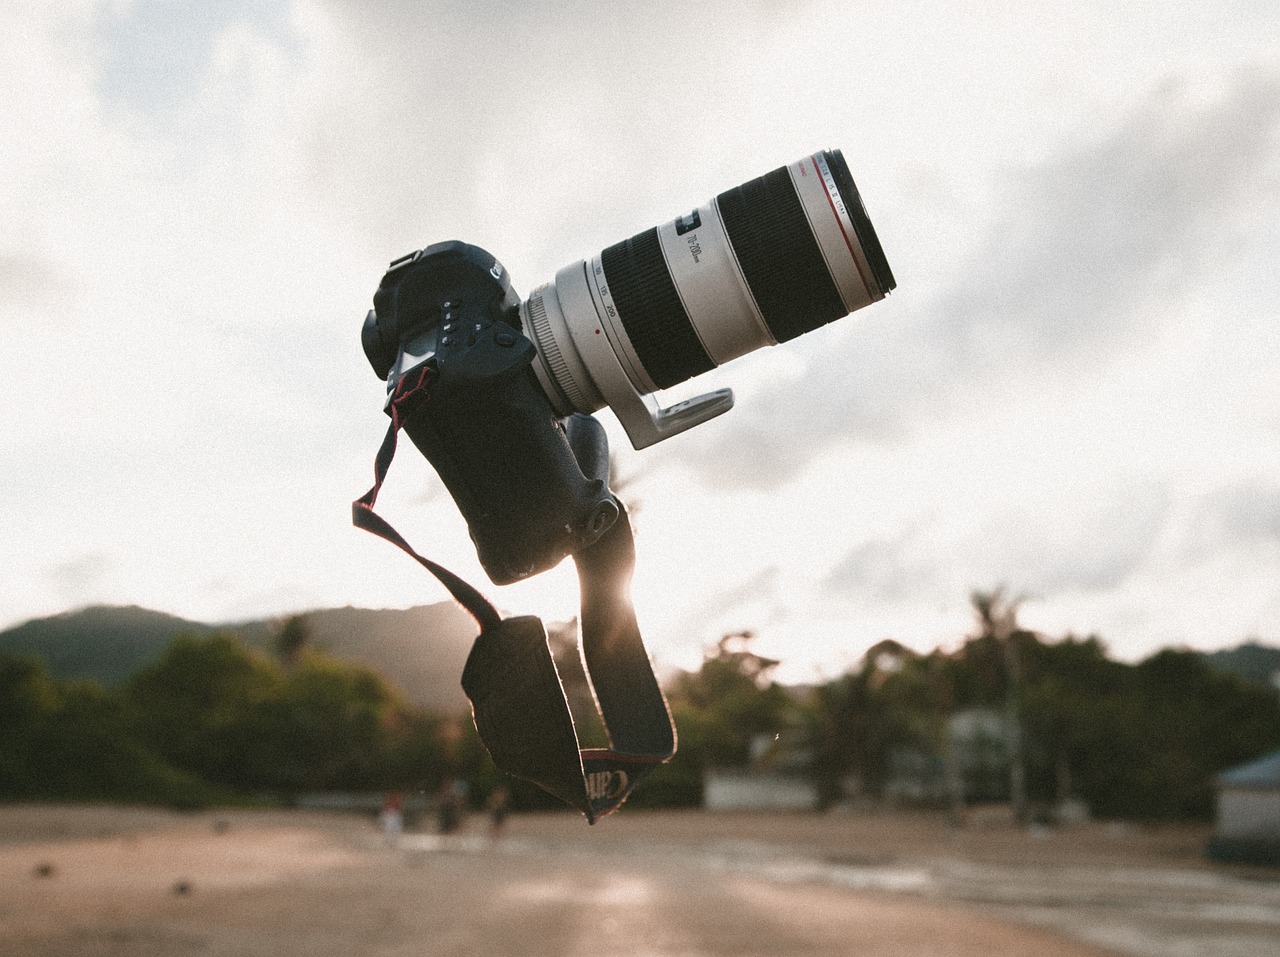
[
  {"xmin": 274, "ymin": 615, "xmax": 311, "ymax": 669},
  {"xmin": 970, "ymin": 587, "xmax": 1029, "ymax": 825}
]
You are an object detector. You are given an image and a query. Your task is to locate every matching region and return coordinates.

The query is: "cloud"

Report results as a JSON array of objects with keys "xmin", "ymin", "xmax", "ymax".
[
  {"xmin": 673, "ymin": 70, "xmax": 1280, "ymax": 491},
  {"xmin": 1189, "ymin": 482, "xmax": 1280, "ymax": 554},
  {"xmin": 0, "ymin": 251, "xmax": 77, "ymax": 318},
  {"xmin": 974, "ymin": 484, "xmax": 1171, "ymax": 594},
  {"xmin": 671, "ymin": 565, "xmax": 788, "ymax": 647},
  {"xmin": 822, "ymin": 530, "xmax": 941, "ymax": 606},
  {"xmin": 44, "ymin": 551, "xmax": 117, "ymax": 606},
  {"xmin": 289, "ymin": 0, "xmax": 829, "ymax": 273},
  {"xmin": 941, "ymin": 73, "xmax": 1280, "ymax": 364},
  {"xmin": 821, "ymin": 482, "xmax": 1170, "ymax": 614},
  {"xmin": 93, "ymin": 0, "xmax": 297, "ymax": 117}
]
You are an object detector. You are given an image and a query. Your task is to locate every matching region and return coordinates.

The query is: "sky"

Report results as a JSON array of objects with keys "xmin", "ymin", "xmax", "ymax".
[{"xmin": 3, "ymin": 0, "xmax": 1278, "ymax": 681}]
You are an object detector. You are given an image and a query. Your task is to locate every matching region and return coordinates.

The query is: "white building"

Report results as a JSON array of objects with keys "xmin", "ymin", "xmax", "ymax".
[
  {"xmin": 703, "ymin": 770, "xmax": 818, "ymax": 811},
  {"xmin": 703, "ymin": 732, "xmax": 818, "ymax": 811},
  {"xmin": 1211, "ymin": 748, "xmax": 1280, "ymax": 865}
]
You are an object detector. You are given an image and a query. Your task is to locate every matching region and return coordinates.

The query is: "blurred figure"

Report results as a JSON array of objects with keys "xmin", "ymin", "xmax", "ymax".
[
  {"xmin": 380, "ymin": 791, "xmax": 404, "ymax": 843},
  {"xmin": 438, "ymin": 777, "xmax": 467, "ymax": 835},
  {"xmin": 485, "ymin": 785, "xmax": 511, "ymax": 839}
]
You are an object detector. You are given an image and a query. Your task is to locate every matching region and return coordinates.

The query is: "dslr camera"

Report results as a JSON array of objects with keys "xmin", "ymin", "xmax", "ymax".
[
  {"xmin": 362, "ymin": 149, "xmax": 895, "ymax": 584},
  {"xmin": 357, "ymin": 149, "xmax": 893, "ymax": 820}
]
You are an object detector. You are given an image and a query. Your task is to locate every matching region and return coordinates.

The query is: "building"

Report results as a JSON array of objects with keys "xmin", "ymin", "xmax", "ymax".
[
  {"xmin": 703, "ymin": 770, "xmax": 818, "ymax": 811},
  {"xmin": 703, "ymin": 732, "xmax": 818, "ymax": 811},
  {"xmin": 1209, "ymin": 748, "xmax": 1280, "ymax": 866}
]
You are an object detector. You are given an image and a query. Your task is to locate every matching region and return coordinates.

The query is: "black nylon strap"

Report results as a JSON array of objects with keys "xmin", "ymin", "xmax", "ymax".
[
  {"xmin": 353, "ymin": 369, "xmax": 675, "ymax": 821},
  {"xmin": 352, "ymin": 365, "xmax": 501, "ymax": 632},
  {"xmin": 576, "ymin": 507, "xmax": 676, "ymax": 759}
]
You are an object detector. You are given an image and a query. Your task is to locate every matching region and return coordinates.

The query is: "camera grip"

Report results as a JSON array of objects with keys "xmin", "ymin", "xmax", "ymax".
[{"xmin": 398, "ymin": 323, "xmax": 618, "ymax": 584}]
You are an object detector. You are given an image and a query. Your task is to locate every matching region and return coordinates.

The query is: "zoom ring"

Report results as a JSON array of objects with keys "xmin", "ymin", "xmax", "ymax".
[
  {"xmin": 717, "ymin": 166, "xmax": 847, "ymax": 343},
  {"xmin": 600, "ymin": 228, "xmax": 714, "ymax": 390}
]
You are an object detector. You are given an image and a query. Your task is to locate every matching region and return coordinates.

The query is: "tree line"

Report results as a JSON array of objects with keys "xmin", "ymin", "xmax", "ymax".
[
  {"xmin": 0, "ymin": 620, "xmax": 500, "ymax": 809},
  {"xmin": 644, "ymin": 590, "xmax": 1280, "ymax": 820},
  {"xmin": 3, "ymin": 598, "xmax": 1279, "ymax": 820}
]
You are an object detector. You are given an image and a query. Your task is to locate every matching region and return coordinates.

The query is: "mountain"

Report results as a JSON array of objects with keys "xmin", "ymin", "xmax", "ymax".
[
  {"xmin": 0, "ymin": 605, "xmax": 218, "ymax": 687},
  {"xmin": 0, "ymin": 603, "xmax": 479, "ymax": 712},
  {"xmin": 1201, "ymin": 641, "xmax": 1280, "ymax": 692},
  {"xmin": 232, "ymin": 604, "xmax": 479, "ymax": 711}
]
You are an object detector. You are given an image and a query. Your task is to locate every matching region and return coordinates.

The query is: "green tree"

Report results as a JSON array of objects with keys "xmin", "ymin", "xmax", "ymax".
[
  {"xmin": 275, "ymin": 614, "xmax": 313, "ymax": 667},
  {"xmin": 1015, "ymin": 641, "xmax": 1280, "ymax": 819},
  {"xmin": 124, "ymin": 633, "xmax": 283, "ymax": 787},
  {"xmin": 1, "ymin": 653, "xmax": 218, "ymax": 806},
  {"xmin": 270, "ymin": 651, "xmax": 405, "ymax": 792},
  {"xmin": 810, "ymin": 639, "xmax": 965, "ymax": 806},
  {"xmin": 638, "ymin": 632, "xmax": 798, "ymax": 807},
  {"xmin": 808, "ymin": 621, "xmax": 1280, "ymax": 821},
  {"xmin": 0, "ymin": 654, "xmax": 61, "ymax": 795}
]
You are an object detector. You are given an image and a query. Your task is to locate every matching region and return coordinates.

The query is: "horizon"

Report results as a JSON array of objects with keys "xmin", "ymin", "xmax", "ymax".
[{"xmin": 6, "ymin": 597, "xmax": 1277, "ymax": 689}]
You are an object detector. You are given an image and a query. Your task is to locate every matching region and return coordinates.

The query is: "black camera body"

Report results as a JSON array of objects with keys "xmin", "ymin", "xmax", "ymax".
[
  {"xmin": 362, "ymin": 241, "xmax": 620, "ymax": 584},
  {"xmin": 363, "ymin": 153, "xmax": 895, "ymax": 587}
]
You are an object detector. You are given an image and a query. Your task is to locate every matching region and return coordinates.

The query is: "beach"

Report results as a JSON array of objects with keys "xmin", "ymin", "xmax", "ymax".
[{"xmin": 1, "ymin": 804, "xmax": 1275, "ymax": 956}]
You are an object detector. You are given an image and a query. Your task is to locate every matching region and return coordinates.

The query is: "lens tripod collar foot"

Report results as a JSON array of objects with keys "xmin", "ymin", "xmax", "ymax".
[
  {"xmin": 627, "ymin": 388, "xmax": 734, "ymax": 448},
  {"xmin": 548, "ymin": 260, "xmax": 736, "ymax": 449}
]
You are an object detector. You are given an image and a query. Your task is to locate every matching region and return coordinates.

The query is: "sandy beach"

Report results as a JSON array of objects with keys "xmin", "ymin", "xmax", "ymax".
[{"xmin": 1, "ymin": 804, "xmax": 1276, "ymax": 957}]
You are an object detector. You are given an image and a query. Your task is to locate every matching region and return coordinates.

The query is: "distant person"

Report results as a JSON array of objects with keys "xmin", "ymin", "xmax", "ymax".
[
  {"xmin": 485, "ymin": 785, "xmax": 511, "ymax": 839},
  {"xmin": 438, "ymin": 777, "xmax": 467, "ymax": 835},
  {"xmin": 380, "ymin": 792, "xmax": 404, "ymax": 842}
]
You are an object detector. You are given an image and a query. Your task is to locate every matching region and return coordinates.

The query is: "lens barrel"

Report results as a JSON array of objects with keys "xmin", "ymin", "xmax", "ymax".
[
  {"xmin": 716, "ymin": 163, "xmax": 846, "ymax": 344},
  {"xmin": 523, "ymin": 149, "xmax": 895, "ymax": 447},
  {"xmin": 599, "ymin": 229, "xmax": 714, "ymax": 390}
]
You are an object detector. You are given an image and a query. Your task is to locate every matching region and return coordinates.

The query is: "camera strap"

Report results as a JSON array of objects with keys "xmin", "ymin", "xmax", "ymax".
[{"xmin": 353, "ymin": 367, "xmax": 676, "ymax": 823}]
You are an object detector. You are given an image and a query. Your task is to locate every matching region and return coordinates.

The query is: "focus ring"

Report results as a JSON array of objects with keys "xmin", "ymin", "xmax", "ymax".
[
  {"xmin": 717, "ymin": 166, "xmax": 846, "ymax": 343},
  {"xmin": 526, "ymin": 288, "xmax": 589, "ymax": 411},
  {"xmin": 600, "ymin": 228, "xmax": 713, "ymax": 390}
]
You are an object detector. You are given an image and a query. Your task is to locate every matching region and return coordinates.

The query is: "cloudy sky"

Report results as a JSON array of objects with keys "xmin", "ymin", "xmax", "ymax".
[{"xmin": 3, "ymin": 0, "xmax": 1278, "ymax": 680}]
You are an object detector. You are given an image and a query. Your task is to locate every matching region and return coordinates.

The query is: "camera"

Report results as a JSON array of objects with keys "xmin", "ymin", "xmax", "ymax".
[
  {"xmin": 357, "ymin": 149, "xmax": 895, "ymax": 819},
  {"xmin": 361, "ymin": 149, "xmax": 894, "ymax": 585}
]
